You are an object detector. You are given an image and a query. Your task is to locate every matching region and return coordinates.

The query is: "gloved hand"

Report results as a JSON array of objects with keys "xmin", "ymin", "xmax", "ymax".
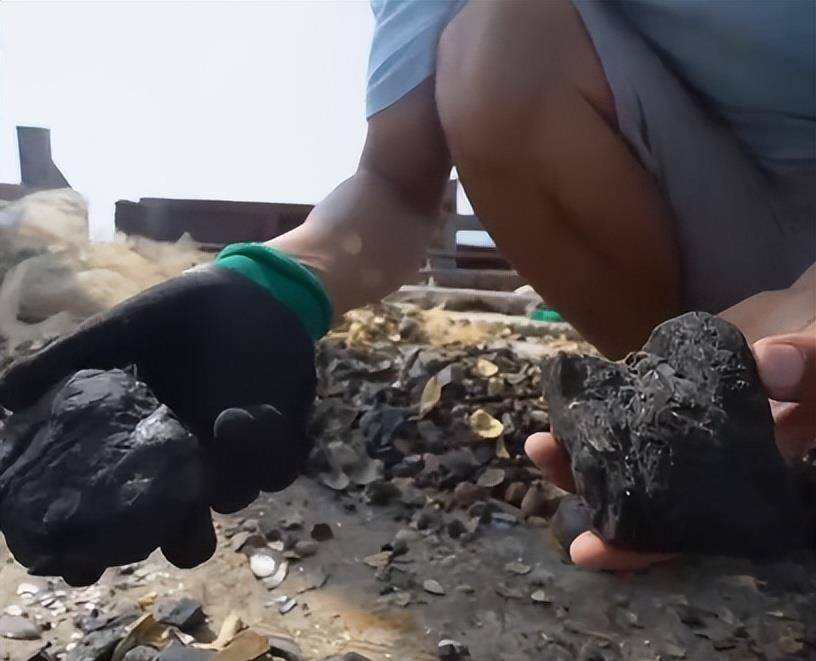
[{"xmin": 0, "ymin": 243, "xmax": 330, "ymax": 575}]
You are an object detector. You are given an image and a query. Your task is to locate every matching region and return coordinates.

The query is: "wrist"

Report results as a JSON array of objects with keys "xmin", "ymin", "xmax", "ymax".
[{"xmin": 214, "ymin": 243, "xmax": 332, "ymax": 340}]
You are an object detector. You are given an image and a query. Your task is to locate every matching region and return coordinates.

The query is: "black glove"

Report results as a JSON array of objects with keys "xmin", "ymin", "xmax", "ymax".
[{"xmin": 0, "ymin": 265, "xmax": 317, "ymax": 574}]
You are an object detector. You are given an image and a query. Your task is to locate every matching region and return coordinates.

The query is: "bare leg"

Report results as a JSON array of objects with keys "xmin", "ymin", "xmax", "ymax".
[{"xmin": 436, "ymin": 0, "xmax": 681, "ymax": 357}]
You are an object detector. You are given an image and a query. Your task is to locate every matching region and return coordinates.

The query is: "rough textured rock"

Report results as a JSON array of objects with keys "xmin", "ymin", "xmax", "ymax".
[
  {"xmin": 153, "ymin": 598, "xmax": 205, "ymax": 633},
  {"xmin": 0, "ymin": 613, "xmax": 41, "ymax": 639},
  {"xmin": 0, "ymin": 368, "xmax": 206, "ymax": 585},
  {"xmin": 267, "ymin": 633, "xmax": 304, "ymax": 661},
  {"xmin": 65, "ymin": 627, "xmax": 125, "ymax": 661},
  {"xmin": 546, "ymin": 312, "xmax": 815, "ymax": 556},
  {"xmin": 122, "ymin": 646, "xmax": 160, "ymax": 661}
]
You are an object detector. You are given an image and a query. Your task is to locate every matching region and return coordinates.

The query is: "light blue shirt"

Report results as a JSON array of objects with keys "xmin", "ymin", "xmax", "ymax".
[{"xmin": 366, "ymin": 0, "xmax": 815, "ymax": 173}]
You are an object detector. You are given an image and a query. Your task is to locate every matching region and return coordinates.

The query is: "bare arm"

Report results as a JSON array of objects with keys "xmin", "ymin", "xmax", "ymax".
[{"xmin": 268, "ymin": 79, "xmax": 452, "ymax": 316}]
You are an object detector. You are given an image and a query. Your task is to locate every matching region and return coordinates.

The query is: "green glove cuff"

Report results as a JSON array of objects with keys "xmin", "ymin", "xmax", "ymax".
[{"xmin": 214, "ymin": 243, "xmax": 332, "ymax": 340}]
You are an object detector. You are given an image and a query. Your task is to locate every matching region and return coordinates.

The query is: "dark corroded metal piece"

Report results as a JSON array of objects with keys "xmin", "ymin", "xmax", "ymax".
[
  {"xmin": 546, "ymin": 311, "xmax": 815, "ymax": 557},
  {"xmin": 0, "ymin": 368, "xmax": 207, "ymax": 585}
]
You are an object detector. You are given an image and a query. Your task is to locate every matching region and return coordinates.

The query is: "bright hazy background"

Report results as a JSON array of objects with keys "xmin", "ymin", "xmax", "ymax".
[{"xmin": 0, "ymin": 1, "xmax": 375, "ymax": 239}]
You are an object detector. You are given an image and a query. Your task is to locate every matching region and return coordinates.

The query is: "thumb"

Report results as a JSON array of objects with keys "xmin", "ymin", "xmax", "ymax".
[{"xmin": 754, "ymin": 330, "xmax": 816, "ymax": 403}]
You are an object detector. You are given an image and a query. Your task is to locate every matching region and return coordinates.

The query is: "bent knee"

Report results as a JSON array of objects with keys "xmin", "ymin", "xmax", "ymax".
[{"xmin": 435, "ymin": 0, "xmax": 614, "ymax": 170}]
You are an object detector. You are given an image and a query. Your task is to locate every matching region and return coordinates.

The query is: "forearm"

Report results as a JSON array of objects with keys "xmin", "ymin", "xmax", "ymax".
[{"xmin": 267, "ymin": 169, "xmax": 442, "ymax": 317}]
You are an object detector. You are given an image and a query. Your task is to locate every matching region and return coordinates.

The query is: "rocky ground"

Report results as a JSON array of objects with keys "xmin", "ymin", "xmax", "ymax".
[{"xmin": 1, "ymin": 304, "xmax": 815, "ymax": 661}]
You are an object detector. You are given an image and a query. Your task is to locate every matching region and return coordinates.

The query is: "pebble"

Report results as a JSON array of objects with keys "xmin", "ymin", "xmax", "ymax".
[
  {"xmin": 494, "ymin": 583, "xmax": 523, "ymax": 599},
  {"xmin": 298, "ymin": 565, "xmax": 330, "ymax": 593},
  {"xmin": 0, "ymin": 614, "xmax": 41, "ymax": 640},
  {"xmin": 249, "ymin": 553, "xmax": 278, "ymax": 579},
  {"xmin": 294, "ymin": 540, "xmax": 319, "ymax": 558},
  {"xmin": 398, "ymin": 485, "xmax": 427, "ymax": 508},
  {"xmin": 503, "ymin": 482, "xmax": 528, "ymax": 507},
  {"xmin": 423, "ymin": 579, "xmax": 446, "ymax": 596},
  {"xmin": 531, "ymin": 590, "xmax": 552, "ymax": 604},
  {"xmin": 438, "ymin": 639, "xmax": 469, "ymax": 660},
  {"xmin": 153, "ymin": 597, "xmax": 205, "ymax": 632},
  {"xmin": 446, "ymin": 519, "xmax": 467, "ymax": 539},
  {"xmin": 364, "ymin": 480, "xmax": 401, "ymax": 505},
  {"xmin": 520, "ymin": 480, "xmax": 563, "ymax": 518},
  {"xmin": 240, "ymin": 518, "xmax": 259, "ymax": 532},
  {"xmin": 276, "ymin": 597, "xmax": 297, "ymax": 615},
  {"xmin": 364, "ymin": 551, "xmax": 392, "ymax": 569},
  {"xmin": 394, "ymin": 529, "xmax": 420, "ymax": 545},
  {"xmin": 17, "ymin": 582, "xmax": 45, "ymax": 596},
  {"xmin": 122, "ymin": 645, "xmax": 160, "ymax": 661},
  {"xmin": 65, "ymin": 628, "xmax": 123, "ymax": 661},
  {"xmin": 268, "ymin": 633, "xmax": 304, "ymax": 661},
  {"xmin": 228, "ymin": 531, "xmax": 252, "ymax": 552},
  {"xmin": 310, "ymin": 523, "xmax": 334, "ymax": 541},
  {"xmin": 391, "ymin": 455, "xmax": 424, "ymax": 478},
  {"xmin": 412, "ymin": 508, "xmax": 443, "ymax": 531},
  {"xmin": 476, "ymin": 468, "xmax": 505, "ymax": 489},
  {"xmin": 262, "ymin": 561, "xmax": 290, "ymax": 589},
  {"xmin": 504, "ymin": 561, "xmax": 531, "ymax": 575}
]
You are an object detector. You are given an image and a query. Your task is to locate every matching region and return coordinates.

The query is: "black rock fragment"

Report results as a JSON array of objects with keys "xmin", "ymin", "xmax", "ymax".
[
  {"xmin": 438, "ymin": 639, "xmax": 470, "ymax": 660},
  {"xmin": 0, "ymin": 368, "xmax": 208, "ymax": 585},
  {"xmin": 153, "ymin": 597, "xmax": 205, "ymax": 633},
  {"xmin": 545, "ymin": 312, "xmax": 816, "ymax": 556},
  {"xmin": 65, "ymin": 627, "xmax": 126, "ymax": 661},
  {"xmin": 310, "ymin": 522, "xmax": 334, "ymax": 541},
  {"xmin": 267, "ymin": 634, "xmax": 304, "ymax": 661},
  {"xmin": 122, "ymin": 646, "xmax": 159, "ymax": 661}
]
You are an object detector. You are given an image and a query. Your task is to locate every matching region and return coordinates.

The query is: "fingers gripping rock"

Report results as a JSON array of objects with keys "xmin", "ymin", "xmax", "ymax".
[
  {"xmin": 0, "ymin": 368, "xmax": 209, "ymax": 583},
  {"xmin": 545, "ymin": 311, "xmax": 816, "ymax": 557}
]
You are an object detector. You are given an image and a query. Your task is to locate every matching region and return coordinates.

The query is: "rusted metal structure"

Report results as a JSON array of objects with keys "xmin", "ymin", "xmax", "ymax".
[
  {"xmin": 115, "ymin": 180, "xmax": 523, "ymax": 291},
  {"xmin": 17, "ymin": 127, "xmax": 70, "ymax": 189},
  {"xmin": 423, "ymin": 180, "xmax": 523, "ymax": 290},
  {"xmin": 115, "ymin": 198, "xmax": 312, "ymax": 247},
  {"xmin": 0, "ymin": 126, "xmax": 70, "ymax": 201}
]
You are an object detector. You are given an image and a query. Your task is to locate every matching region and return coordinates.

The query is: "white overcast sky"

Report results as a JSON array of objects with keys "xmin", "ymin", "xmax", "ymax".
[{"xmin": 0, "ymin": 1, "xmax": 376, "ymax": 239}]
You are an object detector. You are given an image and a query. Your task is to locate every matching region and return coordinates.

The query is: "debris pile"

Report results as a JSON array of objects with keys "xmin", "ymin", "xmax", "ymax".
[
  {"xmin": 0, "ymin": 578, "xmax": 358, "ymax": 661},
  {"xmin": 1, "ymin": 191, "xmax": 814, "ymax": 660},
  {"xmin": 0, "ymin": 189, "xmax": 208, "ymax": 363},
  {"xmin": 307, "ymin": 335, "xmax": 574, "ymax": 538}
]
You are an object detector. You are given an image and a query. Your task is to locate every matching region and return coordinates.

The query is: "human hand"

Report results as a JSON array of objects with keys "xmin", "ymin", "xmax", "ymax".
[
  {"xmin": 527, "ymin": 268, "xmax": 815, "ymax": 570},
  {"xmin": 525, "ymin": 431, "xmax": 679, "ymax": 570},
  {"xmin": 721, "ymin": 263, "xmax": 815, "ymax": 459},
  {"xmin": 525, "ymin": 335, "xmax": 812, "ymax": 570},
  {"xmin": 752, "ymin": 327, "xmax": 815, "ymax": 459},
  {"xmin": 0, "ymin": 264, "xmax": 317, "ymax": 573},
  {"xmin": 0, "ymin": 368, "xmax": 210, "ymax": 585}
]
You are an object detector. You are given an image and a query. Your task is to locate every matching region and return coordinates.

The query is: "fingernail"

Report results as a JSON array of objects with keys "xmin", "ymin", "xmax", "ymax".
[{"xmin": 756, "ymin": 343, "xmax": 805, "ymax": 395}]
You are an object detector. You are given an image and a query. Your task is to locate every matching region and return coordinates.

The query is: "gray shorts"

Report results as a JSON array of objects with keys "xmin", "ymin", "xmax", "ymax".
[{"xmin": 573, "ymin": 0, "xmax": 816, "ymax": 313}]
